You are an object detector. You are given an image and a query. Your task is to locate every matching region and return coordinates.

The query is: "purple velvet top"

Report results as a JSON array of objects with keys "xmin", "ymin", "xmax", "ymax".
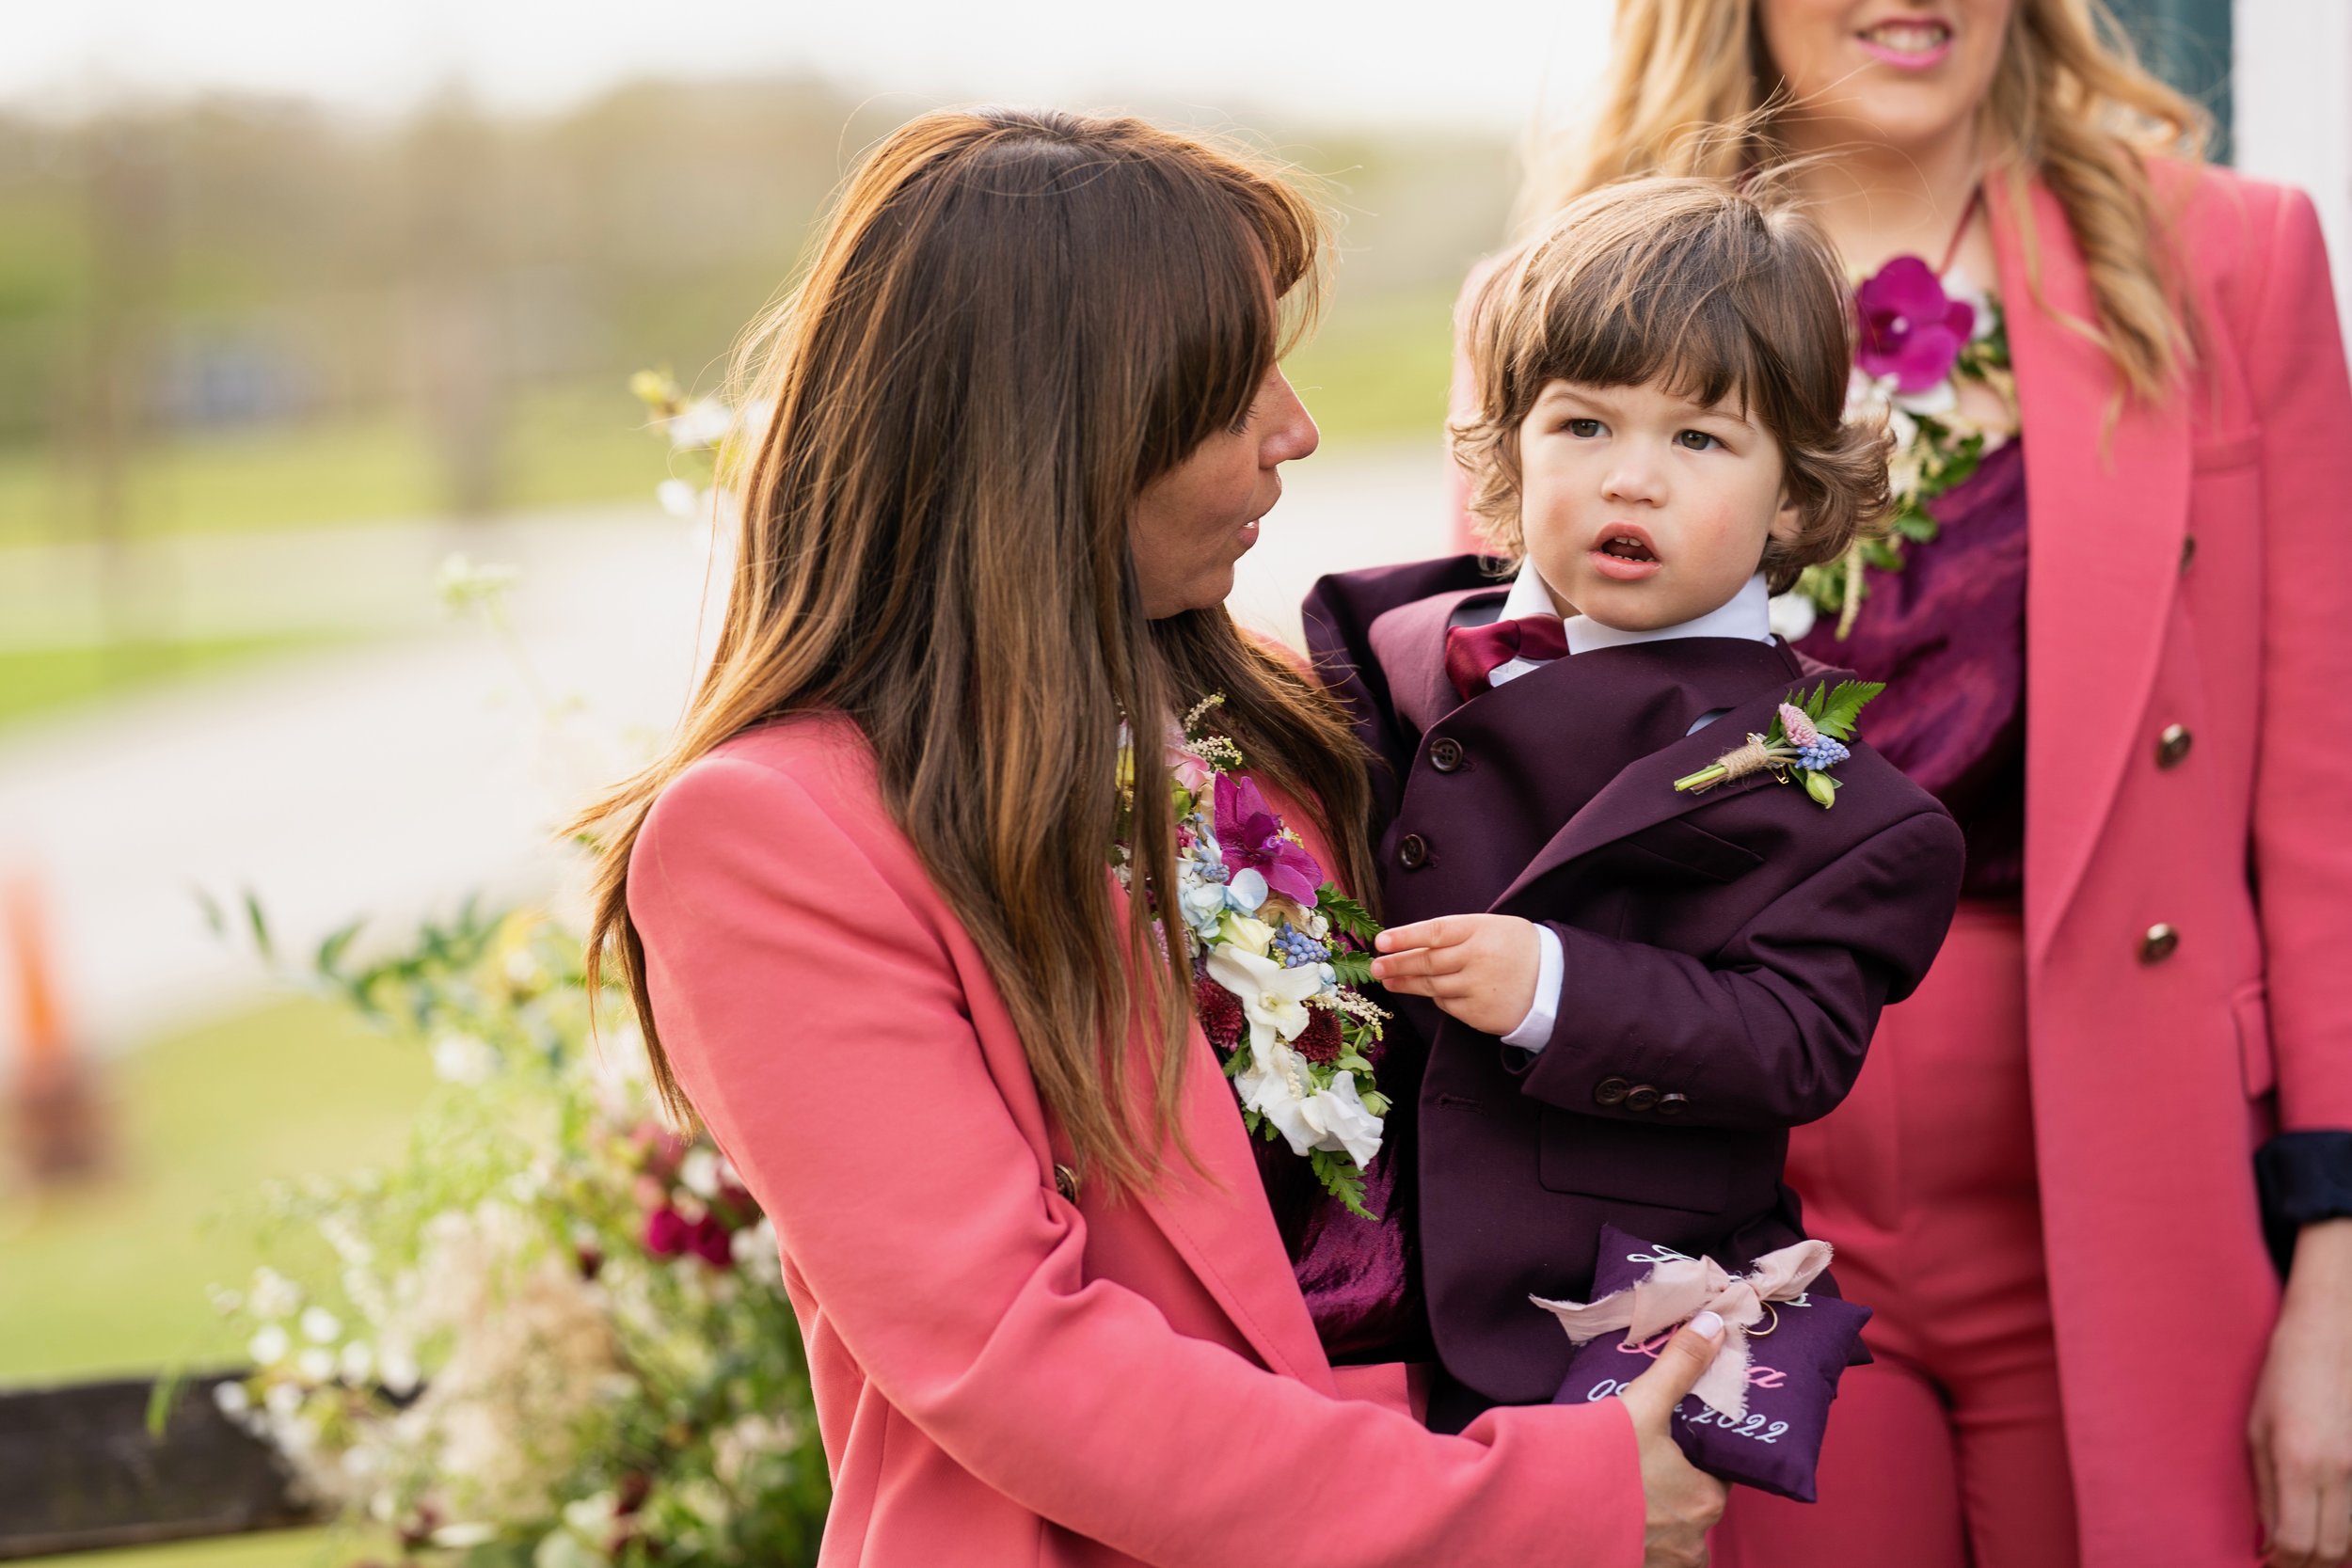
[
  {"xmin": 1794, "ymin": 437, "xmax": 2029, "ymax": 898},
  {"xmin": 1252, "ymin": 1072, "xmax": 1424, "ymax": 1363}
]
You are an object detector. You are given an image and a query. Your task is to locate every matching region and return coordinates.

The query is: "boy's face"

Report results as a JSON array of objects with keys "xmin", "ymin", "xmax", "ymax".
[{"xmin": 1516, "ymin": 378, "xmax": 1803, "ymax": 632}]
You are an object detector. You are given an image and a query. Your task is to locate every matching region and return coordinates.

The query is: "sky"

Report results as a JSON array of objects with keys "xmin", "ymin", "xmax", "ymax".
[{"xmin": 5, "ymin": 0, "xmax": 1616, "ymax": 131}]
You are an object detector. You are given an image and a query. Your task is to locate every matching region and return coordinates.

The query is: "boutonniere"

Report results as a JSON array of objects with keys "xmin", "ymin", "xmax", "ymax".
[
  {"xmin": 1116, "ymin": 695, "xmax": 1392, "ymax": 1220},
  {"xmin": 1672, "ymin": 681, "xmax": 1885, "ymax": 810}
]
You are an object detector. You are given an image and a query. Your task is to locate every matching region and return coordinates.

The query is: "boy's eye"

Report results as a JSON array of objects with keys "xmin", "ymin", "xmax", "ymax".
[
  {"xmin": 1564, "ymin": 418, "xmax": 1602, "ymax": 437},
  {"xmin": 1676, "ymin": 429, "xmax": 1721, "ymax": 451}
]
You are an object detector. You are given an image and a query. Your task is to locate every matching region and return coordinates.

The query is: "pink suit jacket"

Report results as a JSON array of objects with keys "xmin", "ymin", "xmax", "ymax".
[
  {"xmin": 1448, "ymin": 163, "xmax": 2352, "ymax": 1567},
  {"xmin": 627, "ymin": 714, "xmax": 1645, "ymax": 1568}
]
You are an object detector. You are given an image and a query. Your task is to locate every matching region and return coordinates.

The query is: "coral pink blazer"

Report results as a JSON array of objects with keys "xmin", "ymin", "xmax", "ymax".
[
  {"xmin": 627, "ymin": 715, "xmax": 1645, "ymax": 1567},
  {"xmin": 1449, "ymin": 163, "xmax": 2352, "ymax": 1567}
]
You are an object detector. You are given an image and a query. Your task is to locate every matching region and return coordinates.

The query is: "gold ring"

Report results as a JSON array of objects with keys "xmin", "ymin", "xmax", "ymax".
[{"xmin": 1747, "ymin": 1302, "xmax": 1780, "ymax": 1338}]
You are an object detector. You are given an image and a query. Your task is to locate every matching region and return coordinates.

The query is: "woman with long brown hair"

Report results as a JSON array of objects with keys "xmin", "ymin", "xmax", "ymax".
[
  {"xmin": 575, "ymin": 107, "xmax": 1729, "ymax": 1567},
  {"xmin": 1457, "ymin": 3, "xmax": 2352, "ymax": 1565}
]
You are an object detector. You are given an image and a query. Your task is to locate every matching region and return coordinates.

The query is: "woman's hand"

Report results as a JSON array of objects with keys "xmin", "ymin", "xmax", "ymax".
[
  {"xmin": 1617, "ymin": 1311, "xmax": 1732, "ymax": 1568},
  {"xmin": 2250, "ymin": 1218, "xmax": 2352, "ymax": 1568},
  {"xmin": 1371, "ymin": 914, "xmax": 1543, "ymax": 1037}
]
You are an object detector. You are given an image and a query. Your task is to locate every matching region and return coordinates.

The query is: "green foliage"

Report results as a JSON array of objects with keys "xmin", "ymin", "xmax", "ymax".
[
  {"xmin": 1801, "ymin": 680, "xmax": 1886, "ymax": 743},
  {"xmin": 1309, "ymin": 1148, "xmax": 1375, "ymax": 1222},
  {"xmin": 1314, "ymin": 886, "xmax": 1382, "ymax": 948},
  {"xmin": 193, "ymin": 906, "xmax": 831, "ymax": 1566}
]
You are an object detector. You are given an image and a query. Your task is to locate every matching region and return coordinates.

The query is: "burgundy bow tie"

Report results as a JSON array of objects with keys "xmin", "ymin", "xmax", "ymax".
[{"xmin": 1444, "ymin": 614, "xmax": 1569, "ymax": 701}]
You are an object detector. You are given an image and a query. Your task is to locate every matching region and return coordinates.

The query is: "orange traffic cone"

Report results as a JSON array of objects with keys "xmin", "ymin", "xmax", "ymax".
[{"xmin": 7, "ymin": 872, "xmax": 108, "ymax": 1185}]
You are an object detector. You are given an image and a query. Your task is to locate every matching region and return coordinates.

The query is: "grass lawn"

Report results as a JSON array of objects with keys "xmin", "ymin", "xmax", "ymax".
[
  {"xmin": 0, "ymin": 994, "xmax": 436, "ymax": 1386},
  {"xmin": 0, "ymin": 634, "xmax": 346, "ymax": 736},
  {"xmin": 3, "ymin": 994, "xmax": 436, "ymax": 1565}
]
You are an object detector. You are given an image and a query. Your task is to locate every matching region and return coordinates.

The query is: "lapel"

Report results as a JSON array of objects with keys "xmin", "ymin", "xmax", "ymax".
[
  {"xmin": 1369, "ymin": 586, "xmax": 1509, "ymax": 736},
  {"xmin": 1489, "ymin": 668, "xmax": 1823, "ymax": 911},
  {"xmin": 1130, "ymin": 1021, "xmax": 1337, "ymax": 1392},
  {"xmin": 1991, "ymin": 176, "xmax": 2192, "ymax": 970}
]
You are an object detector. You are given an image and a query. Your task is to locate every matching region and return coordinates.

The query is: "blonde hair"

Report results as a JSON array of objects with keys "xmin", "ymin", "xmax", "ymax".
[
  {"xmin": 1456, "ymin": 175, "xmax": 1891, "ymax": 587},
  {"xmin": 572, "ymin": 109, "xmax": 1376, "ymax": 1196},
  {"xmin": 1522, "ymin": 0, "xmax": 2210, "ymax": 401}
]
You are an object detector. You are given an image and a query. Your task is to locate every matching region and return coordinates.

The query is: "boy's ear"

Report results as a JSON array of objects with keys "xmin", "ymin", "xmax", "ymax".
[{"xmin": 1768, "ymin": 483, "xmax": 1806, "ymax": 546}]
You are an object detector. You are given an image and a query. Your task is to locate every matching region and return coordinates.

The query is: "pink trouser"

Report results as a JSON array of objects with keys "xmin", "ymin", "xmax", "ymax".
[{"xmin": 1714, "ymin": 902, "xmax": 2080, "ymax": 1568}]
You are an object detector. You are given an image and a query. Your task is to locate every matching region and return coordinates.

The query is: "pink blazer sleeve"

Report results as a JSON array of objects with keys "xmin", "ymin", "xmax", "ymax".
[
  {"xmin": 2244, "ymin": 190, "xmax": 2352, "ymax": 1131},
  {"xmin": 628, "ymin": 748, "xmax": 1645, "ymax": 1568}
]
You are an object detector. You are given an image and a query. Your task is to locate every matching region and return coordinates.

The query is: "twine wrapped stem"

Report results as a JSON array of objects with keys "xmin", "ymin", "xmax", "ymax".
[{"xmin": 1674, "ymin": 733, "xmax": 1788, "ymax": 794}]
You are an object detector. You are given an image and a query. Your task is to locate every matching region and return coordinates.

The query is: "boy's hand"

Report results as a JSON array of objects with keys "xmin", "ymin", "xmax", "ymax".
[{"xmin": 1371, "ymin": 914, "xmax": 1544, "ymax": 1037}]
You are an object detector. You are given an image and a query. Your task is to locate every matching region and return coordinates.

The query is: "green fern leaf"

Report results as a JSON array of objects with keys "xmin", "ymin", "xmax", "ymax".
[{"xmin": 1811, "ymin": 680, "xmax": 1886, "ymax": 742}]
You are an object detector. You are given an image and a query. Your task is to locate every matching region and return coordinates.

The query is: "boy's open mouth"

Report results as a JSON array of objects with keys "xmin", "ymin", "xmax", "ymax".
[{"xmin": 1589, "ymin": 525, "xmax": 1664, "ymax": 582}]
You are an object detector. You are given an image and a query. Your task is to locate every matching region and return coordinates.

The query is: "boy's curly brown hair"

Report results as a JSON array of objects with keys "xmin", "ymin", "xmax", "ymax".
[{"xmin": 1454, "ymin": 175, "xmax": 1891, "ymax": 593}]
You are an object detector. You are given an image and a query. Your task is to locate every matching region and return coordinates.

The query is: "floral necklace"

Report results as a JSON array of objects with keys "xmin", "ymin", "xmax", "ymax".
[
  {"xmin": 1115, "ymin": 697, "xmax": 1392, "ymax": 1219},
  {"xmin": 1783, "ymin": 186, "xmax": 2018, "ymax": 641}
]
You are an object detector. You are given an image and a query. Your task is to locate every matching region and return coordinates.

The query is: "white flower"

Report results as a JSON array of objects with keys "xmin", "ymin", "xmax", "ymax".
[
  {"xmin": 433, "ymin": 1522, "xmax": 499, "ymax": 1549},
  {"xmin": 212, "ymin": 1380, "xmax": 252, "ymax": 1418},
  {"xmin": 1894, "ymin": 376, "xmax": 1956, "ymax": 419},
  {"xmin": 296, "ymin": 1347, "xmax": 337, "ymax": 1383},
  {"xmin": 248, "ymin": 1324, "xmax": 291, "ymax": 1366},
  {"xmin": 678, "ymin": 1147, "xmax": 722, "ymax": 1199},
  {"xmin": 1768, "ymin": 593, "xmax": 1818, "ymax": 641},
  {"xmin": 656, "ymin": 478, "xmax": 698, "ymax": 518},
  {"xmin": 248, "ymin": 1267, "xmax": 301, "ymax": 1321},
  {"xmin": 666, "ymin": 397, "xmax": 736, "ymax": 450},
  {"xmin": 430, "ymin": 1031, "xmax": 498, "ymax": 1085},
  {"xmin": 1233, "ymin": 1046, "xmax": 1384, "ymax": 1166},
  {"xmin": 1205, "ymin": 945, "xmax": 1324, "ymax": 1051},
  {"xmin": 299, "ymin": 1306, "xmax": 342, "ymax": 1343},
  {"xmin": 338, "ymin": 1339, "xmax": 374, "ymax": 1384}
]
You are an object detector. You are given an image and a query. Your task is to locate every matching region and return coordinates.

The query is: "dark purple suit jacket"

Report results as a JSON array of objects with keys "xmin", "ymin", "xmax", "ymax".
[{"xmin": 1303, "ymin": 556, "xmax": 1966, "ymax": 1408}]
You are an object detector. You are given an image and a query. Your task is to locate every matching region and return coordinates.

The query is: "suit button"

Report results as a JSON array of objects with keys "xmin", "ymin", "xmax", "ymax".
[
  {"xmin": 1429, "ymin": 736, "xmax": 1466, "ymax": 773},
  {"xmin": 2156, "ymin": 724, "xmax": 2192, "ymax": 768},
  {"xmin": 1623, "ymin": 1084, "xmax": 1662, "ymax": 1113},
  {"xmin": 1054, "ymin": 1164, "xmax": 1080, "ymax": 1204},
  {"xmin": 1594, "ymin": 1076, "xmax": 1631, "ymax": 1107},
  {"xmin": 2180, "ymin": 533, "xmax": 2197, "ymax": 573},
  {"xmin": 1398, "ymin": 832, "xmax": 1430, "ymax": 870},
  {"xmin": 2139, "ymin": 923, "xmax": 2180, "ymax": 964},
  {"xmin": 1656, "ymin": 1092, "xmax": 1690, "ymax": 1117}
]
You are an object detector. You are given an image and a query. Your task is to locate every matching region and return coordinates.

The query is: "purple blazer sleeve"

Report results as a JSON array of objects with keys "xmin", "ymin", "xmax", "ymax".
[{"xmin": 1515, "ymin": 806, "xmax": 1967, "ymax": 1132}]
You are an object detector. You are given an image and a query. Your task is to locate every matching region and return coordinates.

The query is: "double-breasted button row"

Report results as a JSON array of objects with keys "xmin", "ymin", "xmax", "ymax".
[
  {"xmin": 1593, "ymin": 1076, "xmax": 1689, "ymax": 1116},
  {"xmin": 1428, "ymin": 736, "xmax": 1466, "ymax": 773}
]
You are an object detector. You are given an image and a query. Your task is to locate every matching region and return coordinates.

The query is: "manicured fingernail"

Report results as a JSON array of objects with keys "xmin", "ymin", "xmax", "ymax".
[
  {"xmin": 1374, "ymin": 932, "xmax": 1392, "ymax": 950},
  {"xmin": 1690, "ymin": 1310, "xmax": 1724, "ymax": 1340}
]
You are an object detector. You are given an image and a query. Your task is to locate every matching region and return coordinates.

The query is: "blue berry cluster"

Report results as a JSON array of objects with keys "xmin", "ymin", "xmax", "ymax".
[
  {"xmin": 1274, "ymin": 926, "xmax": 1329, "ymax": 969},
  {"xmin": 1797, "ymin": 736, "xmax": 1851, "ymax": 771}
]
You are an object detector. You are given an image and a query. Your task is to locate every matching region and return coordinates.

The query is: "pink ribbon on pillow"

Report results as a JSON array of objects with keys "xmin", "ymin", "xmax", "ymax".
[{"xmin": 1530, "ymin": 1239, "xmax": 1835, "ymax": 1421}]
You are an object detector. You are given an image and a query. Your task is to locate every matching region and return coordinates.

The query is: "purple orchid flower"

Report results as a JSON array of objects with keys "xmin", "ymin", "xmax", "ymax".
[
  {"xmin": 1854, "ymin": 255, "xmax": 1976, "ymax": 393},
  {"xmin": 1213, "ymin": 771, "xmax": 1325, "ymax": 908}
]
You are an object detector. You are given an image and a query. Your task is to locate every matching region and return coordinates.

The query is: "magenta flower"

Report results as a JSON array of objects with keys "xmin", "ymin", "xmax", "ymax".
[
  {"xmin": 1854, "ymin": 255, "xmax": 1975, "ymax": 393},
  {"xmin": 644, "ymin": 1206, "xmax": 692, "ymax": 1259},
  {"xmin": 1214, "ymin": 772, "xmax": 1325, "ymax": 907}
]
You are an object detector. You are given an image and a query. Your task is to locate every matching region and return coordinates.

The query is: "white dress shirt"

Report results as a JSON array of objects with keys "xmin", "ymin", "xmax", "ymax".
[{"xmin": 1486, "ymin": 569, "xmax": 1777, "ymax": 1050}]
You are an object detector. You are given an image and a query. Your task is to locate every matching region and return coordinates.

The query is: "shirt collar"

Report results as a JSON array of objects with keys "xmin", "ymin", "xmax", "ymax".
[{"xmin": 1499, "ymin": 565, "xmax": 1776, "ymax": 656}]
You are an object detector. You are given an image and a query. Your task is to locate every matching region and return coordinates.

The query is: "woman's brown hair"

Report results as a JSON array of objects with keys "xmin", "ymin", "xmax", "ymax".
[
  {"xmin": 571, "ymin": 108, "xmax": 1378, "ymax": 1196},
  {"xmin": 1521, "ymin": 0, "xmax": 2209, "ymax": 402},
  {"xmin": 1456, "ymin": 175, "xmax": 1891, "ymax": 588}
]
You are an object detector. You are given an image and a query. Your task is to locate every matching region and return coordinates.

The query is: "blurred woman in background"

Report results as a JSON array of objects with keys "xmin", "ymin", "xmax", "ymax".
[{"xmin": 1454, "ymin": 3, "xmax": 2352, "ymax": 1564}]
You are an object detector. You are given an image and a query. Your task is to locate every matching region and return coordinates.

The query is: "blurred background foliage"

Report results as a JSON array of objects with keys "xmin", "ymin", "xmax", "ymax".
[{"xmin": 0, "ymin": 79, "xmax": 1508, "ymax": 729}]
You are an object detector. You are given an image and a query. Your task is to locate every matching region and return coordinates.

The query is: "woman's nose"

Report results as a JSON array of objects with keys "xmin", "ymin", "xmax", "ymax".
[{"xmin": 1262, "ymin": 371, "xmax": 1319, "ymax": 466}]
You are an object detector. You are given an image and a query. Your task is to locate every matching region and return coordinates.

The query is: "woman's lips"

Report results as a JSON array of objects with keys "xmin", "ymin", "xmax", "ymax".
[{"xmin": 1856, "ymin": 19, "xmax": 1954, "ymax": 71}]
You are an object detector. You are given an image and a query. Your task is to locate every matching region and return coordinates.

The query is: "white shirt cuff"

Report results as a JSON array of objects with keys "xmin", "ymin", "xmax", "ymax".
[{"xmin": 1502, "ymin": 923, "xmax": 1565, "ymax": 1051}]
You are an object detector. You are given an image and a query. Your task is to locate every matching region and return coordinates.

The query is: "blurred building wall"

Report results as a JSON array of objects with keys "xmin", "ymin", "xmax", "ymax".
[{"xmin": 2233, "ymin": 0, "xmax": 2352, "ymax": 337}]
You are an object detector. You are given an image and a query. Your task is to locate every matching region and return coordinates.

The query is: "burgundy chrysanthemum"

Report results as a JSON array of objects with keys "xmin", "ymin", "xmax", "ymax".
[
  {"xmin": 1294, "ymin": 1006, "xmax": 1344, "ymax": 1066},
  {"xmin": 1196, "ymin": 980, "xmax": 1246, "ymax": 1053}
]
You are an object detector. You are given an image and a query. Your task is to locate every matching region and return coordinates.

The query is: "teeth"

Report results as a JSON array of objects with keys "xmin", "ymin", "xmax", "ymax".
[{"xmin": 1865, "ymin": 21, "xmax": 1948, "ymax": 50}]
